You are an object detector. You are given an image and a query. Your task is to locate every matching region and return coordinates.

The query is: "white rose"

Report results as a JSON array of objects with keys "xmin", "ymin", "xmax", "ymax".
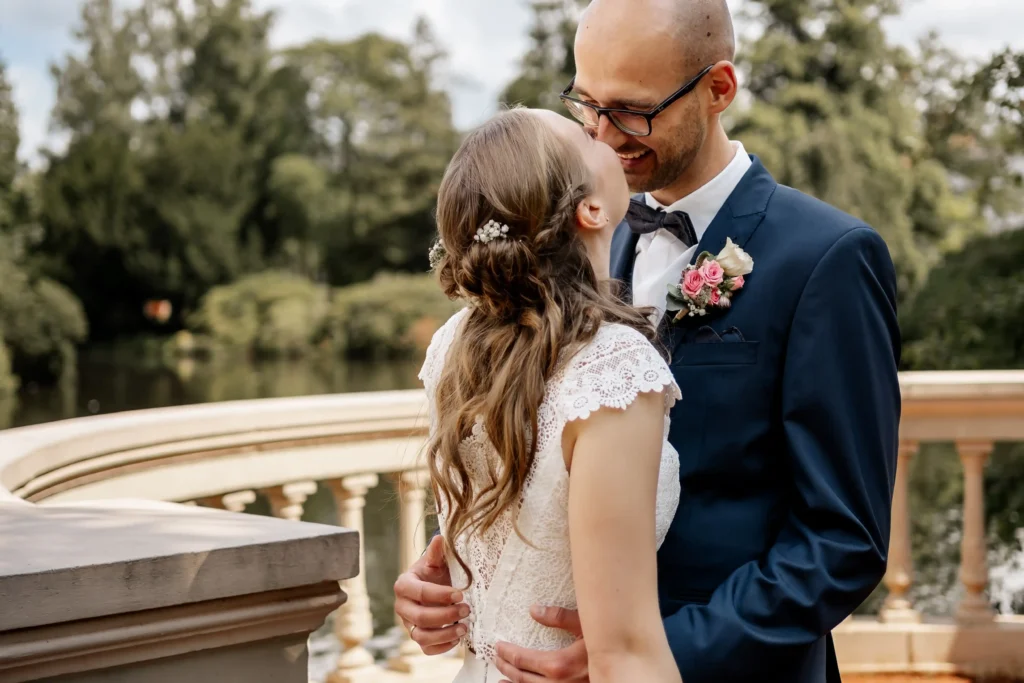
[{"xmin": 716, "ymin": 238, "xmax": 754, "ymax": 277}]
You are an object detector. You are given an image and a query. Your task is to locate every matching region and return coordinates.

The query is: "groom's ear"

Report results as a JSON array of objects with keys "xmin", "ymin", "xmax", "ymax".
[{"xmin": 574, "ymin": 196, "xmax": 606, "ymax": 233}]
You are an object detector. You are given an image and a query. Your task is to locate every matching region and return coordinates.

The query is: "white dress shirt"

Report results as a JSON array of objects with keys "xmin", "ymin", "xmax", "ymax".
[{"xmin": 632, "ymin": 141, "xmax": 752, "ymax": 323}]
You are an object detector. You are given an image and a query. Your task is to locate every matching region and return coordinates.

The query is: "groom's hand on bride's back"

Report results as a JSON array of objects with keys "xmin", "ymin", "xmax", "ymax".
[
  {"xmin": 495, "ymin": 606, "xmax": 588, "ymax": 682},
  {"xmin": 393, "ymin": 535, "xmax": 469, "ymax": 655}
]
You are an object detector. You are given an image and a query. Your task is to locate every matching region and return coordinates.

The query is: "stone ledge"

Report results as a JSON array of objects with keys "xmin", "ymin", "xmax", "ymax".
[
  {"xmin": 835, "ymin": 616, "xmax": 1024, "ymax": 678},
  {"xmin": 0, "ymin": 499, "xmax": 358, "ymax": 631},
  {"xmin": 0, "ymin": 581, "xmax": 344, "ymax": 682}
]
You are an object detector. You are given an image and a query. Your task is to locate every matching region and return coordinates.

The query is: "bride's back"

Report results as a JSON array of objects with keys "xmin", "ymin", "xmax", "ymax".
[
  {"xmin": 420, "ymin": 308, "xmax": 679, "ymax": 662},
  {"xmin": 421, "ymin": 108, "xmax": 680, "ymax": 680}
]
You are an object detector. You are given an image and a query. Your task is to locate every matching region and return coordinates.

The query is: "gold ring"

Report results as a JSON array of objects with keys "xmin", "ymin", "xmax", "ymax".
[{"xmin": 409, "ymin": 624, "xmax": 418, "ymax": 637}]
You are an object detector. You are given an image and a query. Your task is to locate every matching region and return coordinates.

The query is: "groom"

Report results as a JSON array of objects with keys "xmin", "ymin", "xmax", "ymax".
[{"xmin": 394, "ymin": 0, "xmax": 901, "ymax": 681}]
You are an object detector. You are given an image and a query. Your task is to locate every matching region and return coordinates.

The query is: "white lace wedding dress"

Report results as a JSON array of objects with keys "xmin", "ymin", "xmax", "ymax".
[{"xmin": 420, "ymin": 308, "xmax": 681, "ymax": 683}]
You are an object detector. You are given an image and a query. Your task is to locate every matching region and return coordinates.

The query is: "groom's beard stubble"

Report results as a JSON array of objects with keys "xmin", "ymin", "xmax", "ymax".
[{"xmin": 626, "ymin": 118, "xmax": 707, "ymax": 195}]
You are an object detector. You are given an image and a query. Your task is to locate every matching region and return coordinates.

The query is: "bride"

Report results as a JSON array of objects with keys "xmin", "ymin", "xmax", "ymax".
[{"xmin": 418, "ymin": 107, "xmax": 682, "ymax": 683}]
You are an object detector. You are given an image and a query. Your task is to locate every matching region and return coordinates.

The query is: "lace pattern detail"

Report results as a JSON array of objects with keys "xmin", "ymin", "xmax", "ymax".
[
  {"xmin": 556, "ymin": 325, "xmax": 681, "ymax": 421},
  {"xmin": 421, "ymin": 313, "xmax": 681, "ymax": 666}
]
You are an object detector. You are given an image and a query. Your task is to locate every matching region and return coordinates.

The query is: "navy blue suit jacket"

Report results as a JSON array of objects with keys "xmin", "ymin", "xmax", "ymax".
[{"xmin": 611, "ymin": 157, "xmax": 901, "ymax": 682}]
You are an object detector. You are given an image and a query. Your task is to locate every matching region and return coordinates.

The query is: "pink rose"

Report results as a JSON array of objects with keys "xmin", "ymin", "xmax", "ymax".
[
  {"xmin": 709, "ymin": 287, "xmax": 721, "ymax": 306},
  {"xmin": 682, "ymin": 268, "xmax": 705, "ymax": 299},
  {"xmin": 700, "ymin": 260, "xmax": 725, "ymax": 287},
  {"xmin": 731, "ymin": 275, "xmax": 745, "ymax": 291}
]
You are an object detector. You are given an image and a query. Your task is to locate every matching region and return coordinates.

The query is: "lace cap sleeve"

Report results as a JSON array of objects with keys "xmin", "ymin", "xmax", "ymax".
[
  {"xmin": 558, "ymin": 324, "xmax": 681, "ymax": 422},
  {"xmin": 419, "ymin": 307, "xmax": 471, "ymax": 390}
]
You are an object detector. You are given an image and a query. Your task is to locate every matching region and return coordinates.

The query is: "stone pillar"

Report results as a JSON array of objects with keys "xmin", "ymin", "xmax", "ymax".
[
  {"xmin": 955, "ymin": 440, "xmax": 996, "ymax": 624},
  {"xmin": 327, "ymin": 474, "xmax": 380, "ymax": 683},
  {"xmin": 879, "ymin": 442, "xmax": 921, "ymax": 623},
  {"xmin": 263, "ymin": 482, "xmax": 317, "ymax": 522},
  {"xmin": 388, "ymin": 469, "xmax": 446, "ymax": 673}
]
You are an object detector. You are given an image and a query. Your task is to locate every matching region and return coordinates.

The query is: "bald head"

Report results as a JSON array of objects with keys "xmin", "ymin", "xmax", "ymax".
[{"xmin": 579, "ymin": 0, "xmax": 735, "ymax": 74}]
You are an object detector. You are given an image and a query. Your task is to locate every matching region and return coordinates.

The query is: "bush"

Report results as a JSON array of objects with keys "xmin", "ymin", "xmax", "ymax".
[
  {"xmin": 187, "ymin": 271, "xmax": 331, "ymax": 358},
  {"xmin": 187, "ymin": 270, "xmax": 460, "ymax": 360},
  {"xmin": 900, "ymin": 227, "xmax": 1024, "ymax": 371},
  {"xmin": 0, "ymin": 246, "xmax": 88, "ymax": 383},
  {"xmin": 326, "ymin": 272, "xmax": 462, "ymax": 359},
  {"xmin": 0, "ymin": 337, "xmax": 17, "ymax": 397}
]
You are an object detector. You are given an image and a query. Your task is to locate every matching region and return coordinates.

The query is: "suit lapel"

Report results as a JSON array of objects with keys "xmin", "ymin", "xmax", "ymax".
[
  {"xmin": 664, "ymin": 156, "xmax": 778, "ymax": 356},
  {"xmin": 688, "ymin": 156, "xmax": 777, "ymax": 265},
  {"xmin": 610, "ymin": 218, "xmax": 641, "ymax": 304}
]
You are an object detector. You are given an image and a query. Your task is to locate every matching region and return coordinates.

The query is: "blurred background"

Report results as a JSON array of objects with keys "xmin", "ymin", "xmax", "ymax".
[{"xmin": 1, "ymin": 0, "xmax": 1023, "ymax": 649}]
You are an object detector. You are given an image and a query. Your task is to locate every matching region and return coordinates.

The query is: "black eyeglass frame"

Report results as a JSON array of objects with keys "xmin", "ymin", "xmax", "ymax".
[{"xmin": 559, "ymin": 64, "xmax": 715, "ymax": 137}]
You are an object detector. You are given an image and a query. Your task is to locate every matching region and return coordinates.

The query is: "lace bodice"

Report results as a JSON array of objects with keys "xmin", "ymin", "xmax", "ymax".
[{"xmin": 419, "ymin": 309, "xmax": 681, "ymax": 668}]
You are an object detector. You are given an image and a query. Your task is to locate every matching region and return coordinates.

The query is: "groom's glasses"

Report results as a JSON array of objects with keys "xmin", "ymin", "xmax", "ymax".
[{"xmin": 559, "ymin": 64, "xmax": 715, "ymax": 137}]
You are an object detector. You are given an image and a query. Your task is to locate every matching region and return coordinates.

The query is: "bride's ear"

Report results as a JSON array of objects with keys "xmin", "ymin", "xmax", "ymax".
[{"xmin": 575, "ymin": 196, "xmax": 608, "ymax": 233}]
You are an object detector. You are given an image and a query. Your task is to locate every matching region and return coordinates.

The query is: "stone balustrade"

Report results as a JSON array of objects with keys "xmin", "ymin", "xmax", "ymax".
[
  {"xmin": 836, "ymin": 371, "xmax": 1024, "ymax": 677},
  {"xmin": 2, "ymin": 375, "xmax": 1024, "ymax": 680}
]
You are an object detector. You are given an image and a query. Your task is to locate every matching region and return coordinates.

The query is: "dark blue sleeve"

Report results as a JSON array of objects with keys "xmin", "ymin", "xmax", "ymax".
[{"xmin": 664, "ymin": 227, "xmax": 901, "ymax": 680}]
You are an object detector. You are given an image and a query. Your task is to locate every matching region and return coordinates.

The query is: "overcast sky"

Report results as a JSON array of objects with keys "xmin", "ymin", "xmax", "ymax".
[{"xmin": 3, "ymin": 0, "xmax": 1024, "ymax": 162}]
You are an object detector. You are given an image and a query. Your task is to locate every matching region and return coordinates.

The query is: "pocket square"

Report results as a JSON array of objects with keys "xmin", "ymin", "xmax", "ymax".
[
  {"xmin": 720, "ymin": 326, "xmax": 747, "ymax": 343},
  {"xmin": 693, "ymin": 326, "xmax": 723, "ymax": 343}
]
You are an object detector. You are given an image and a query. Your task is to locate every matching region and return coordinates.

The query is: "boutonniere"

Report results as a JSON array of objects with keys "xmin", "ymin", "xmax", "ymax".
[{"xmin": 666, "ymin": 238, "xmax": 754, "ymax": 321}]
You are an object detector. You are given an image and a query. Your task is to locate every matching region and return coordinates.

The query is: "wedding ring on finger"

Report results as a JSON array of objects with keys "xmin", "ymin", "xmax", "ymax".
[{"xmin": 409, "ymin": 624, "xmax": 418, "ymax": 638}]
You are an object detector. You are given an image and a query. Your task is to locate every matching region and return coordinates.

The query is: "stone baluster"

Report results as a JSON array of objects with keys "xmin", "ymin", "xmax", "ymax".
[
  {"xmin": 389, "ymin": 469, "xmax": 450, "ymax": 673},
  {"xmin": 327, "ymin": 474, "xmax": 380, "ymax": 683},
  {"xmin": 879, "ymin": 441, "xmax": 921, "ymax": 623},
  {"xmin": 262, "ymin": 481, "xmax": 317, "ymax": 522},
  {"xmin": 222, "ymin": 490, "xmax": 256, "ymax": 513},
  {"xmin": 955, "ymin": 440, "xmax": 996, "ymax": 624}
]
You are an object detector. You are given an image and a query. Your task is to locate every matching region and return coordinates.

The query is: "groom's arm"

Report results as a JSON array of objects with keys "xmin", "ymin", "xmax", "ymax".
[{"xmin": 664, "ymin": 227, "xmax": 901, "ymax": 681}]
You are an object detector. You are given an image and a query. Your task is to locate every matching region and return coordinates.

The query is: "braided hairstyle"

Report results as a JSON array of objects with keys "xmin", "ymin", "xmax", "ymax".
[{"xmin": 428, "ymin": 108, "xmax": 656, "ymax": 585}]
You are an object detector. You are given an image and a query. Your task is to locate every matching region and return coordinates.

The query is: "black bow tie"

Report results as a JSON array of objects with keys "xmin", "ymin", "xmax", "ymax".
[{"xmin": 626, "ymin": 197, "xmax": 698, "ymax": 248}]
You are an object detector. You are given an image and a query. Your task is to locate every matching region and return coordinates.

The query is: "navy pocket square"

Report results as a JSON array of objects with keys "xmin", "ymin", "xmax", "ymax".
[
  {"xmin": 693, "ymin": 326, "xmax": 723, "ymax": 343},
  {"xmin": 720, "ymin": 326, "xmax": 747, "ymax": 343},
  {"xmin": 692, "ymin": 326, "xmax": 747, "ymax": 344}
]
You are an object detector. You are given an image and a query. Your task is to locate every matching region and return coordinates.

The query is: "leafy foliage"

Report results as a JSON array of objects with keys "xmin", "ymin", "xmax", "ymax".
[
  {"xmin": 326, "ymin": 272, "xmax": 462, "ymax": 359},
  {"xmin": 187, "ymin": 271, "xmax": 331, "ymax": 358},
  {"xmin": 36, "ymin": 0, "xmax": 457, "ymax": 341},
  {"xmin": 901, "ymin": 227, "xmax": 1024, "ymax": 371},
  {"xmin": 499, "ymin": 1, "xmax": 585, "ymax": 112},
  {"xmin": 187, "ymin": 271, "xmax": 460, "ymax": 360}
]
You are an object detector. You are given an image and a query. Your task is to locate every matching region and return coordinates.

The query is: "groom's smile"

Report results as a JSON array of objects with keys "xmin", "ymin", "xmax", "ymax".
[{"xmin": 617, "ymin": 147, "xmax": 653, "ymax": 172}]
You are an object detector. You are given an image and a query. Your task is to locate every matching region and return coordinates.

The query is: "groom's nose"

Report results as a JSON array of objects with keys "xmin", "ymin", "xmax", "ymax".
[{"xmin": 594, "ymin": 116, "xmax": 632, "ymax": 150}]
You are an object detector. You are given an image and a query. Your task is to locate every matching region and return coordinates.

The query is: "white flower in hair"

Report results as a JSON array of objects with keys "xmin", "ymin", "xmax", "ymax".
[{"xmin": 475, "ymin": 219, "xmax": 510, "ymax": 244}]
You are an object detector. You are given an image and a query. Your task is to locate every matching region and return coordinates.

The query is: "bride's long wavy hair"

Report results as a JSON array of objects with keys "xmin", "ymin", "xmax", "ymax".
[{"xmin": 427, "ymin": 108, "xmax": 657, "ymax": 585}]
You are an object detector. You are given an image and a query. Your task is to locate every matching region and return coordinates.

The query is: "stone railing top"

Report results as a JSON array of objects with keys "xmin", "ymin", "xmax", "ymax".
[
  {"xmin": 0, "ymin": 498, "xmax": 358, "ymax": 632},
  {"xmin": 0, "ymin": 390, "xmax": 429, "ymax": 502},
  {"xmin": 899, "ymin": 370, "xmax": 1024, "ymax": 400},
  {"xmin": 3, "ymin": 372, "xmax": 1024, "ymax": 504}
]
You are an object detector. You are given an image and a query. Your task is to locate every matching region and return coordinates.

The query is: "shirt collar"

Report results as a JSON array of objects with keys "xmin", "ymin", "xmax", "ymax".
[{"xmin": 643, "ymin": 141, "xmax": 752, "ymax": 244}]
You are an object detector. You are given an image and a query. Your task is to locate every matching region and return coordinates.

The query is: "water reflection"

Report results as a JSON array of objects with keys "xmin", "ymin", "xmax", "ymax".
[{"xmin": 10, "ymin": 353, "xmax": 422, "ymax": 428}]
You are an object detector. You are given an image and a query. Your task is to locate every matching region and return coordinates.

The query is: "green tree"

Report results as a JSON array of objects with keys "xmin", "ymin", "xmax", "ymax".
[
  {"xmin": 915, "ymin": 41, "xmax": 1024, "ymax": 230},
  {"xmin": 730, "ymin": 0, "xmax": 977, "ymax": 296},
  {"xmin": 499, "ymin": 0, "xmax": 586, "ymax": 111},
  {"xmin": 0, "ymin": 56, "xmax": 18, "ymax": 225},
  {"xmin": 283, "ymin": 22, "xmax": 458, "ymax": 284},
  {"xmin": 40, "ymin": 0, "xmax": 313, "ymax": 338},
  {"xmin": 0, "ymin": 57, "xmax": 88, "ymax": 391},
  {"xmin": 901, "ymin": 227, "xmax": 1024, "ymax": 371}
]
